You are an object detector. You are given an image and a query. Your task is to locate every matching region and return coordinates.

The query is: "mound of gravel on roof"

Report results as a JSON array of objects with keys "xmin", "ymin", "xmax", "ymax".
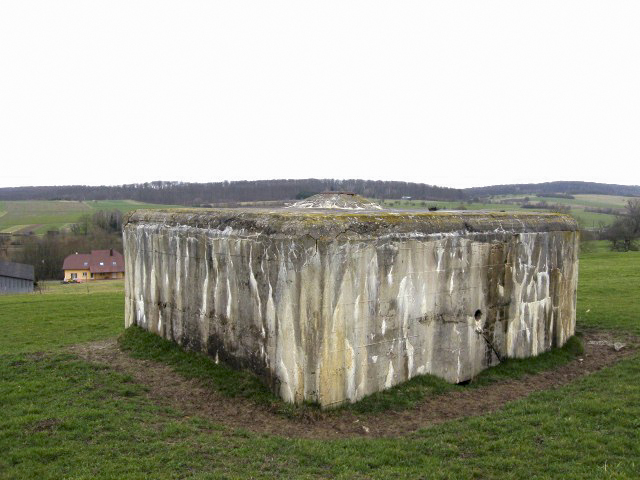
[{"xmin": 289, "ymin": 192, "xmax": 382, "ymax": 210}]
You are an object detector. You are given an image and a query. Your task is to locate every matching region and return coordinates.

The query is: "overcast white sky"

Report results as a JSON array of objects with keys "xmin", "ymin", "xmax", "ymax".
[{"xmin": 1, "ymin": 1, "xmax": 639, "ymax": 190}]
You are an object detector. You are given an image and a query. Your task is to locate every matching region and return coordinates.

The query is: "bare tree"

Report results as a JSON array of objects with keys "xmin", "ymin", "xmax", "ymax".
[
  {"xmin": 0, "ymin": 234, "xmax": 10, "ymax": 260},
  {"xmin": 603, "ymin": 199, "xmax": 640, "ymax": 251}
]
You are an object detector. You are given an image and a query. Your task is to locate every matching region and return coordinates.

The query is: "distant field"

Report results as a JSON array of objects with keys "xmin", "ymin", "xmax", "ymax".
[
  {"xmin": 491, "ymin": 194, "xmax": 635, "ymax": 227},
  {"xmin": 0, "ymin": 194, "xmax": 634, "ymax": 235},
  {"xmin": 379, "ymin": 199, "xmax": 521, "ymax": 211},
  {"xmin": 0, "ymin": 224, "xmax": 32, "ymax": 234},
  {"xmin": 0, "ymin": 199, "xmax": 179, "ymax": 234},
  {"xmin": 501, "ymin": 194, "xmax": 632, "ymax": 209},
  {"xmin": 377, "ymin": 193, "xmax": 637, "ymax": 228}
]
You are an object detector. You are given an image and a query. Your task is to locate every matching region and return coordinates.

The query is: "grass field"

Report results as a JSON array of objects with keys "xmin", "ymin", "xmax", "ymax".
[
  {"xmin": 0, "ymin": 200, "xmax": 179, "ymax": 235},
  {"xmin": 1, "ymin": 193, "xmax": 634, "ymax": 236},
  {"xmin": 377, "ymin": 193, "xmax": 637, "ymax": 229},
  {"xmin": 0, "ymin": 246, "xmax": 639, "ymax": 478},
  {"xmin": 36, "ymin": 279, "xmax": 125, "ymax": 295},
  {"xmin": 495, "ymin": 194, "xmax": 632, "ymax": 210}
]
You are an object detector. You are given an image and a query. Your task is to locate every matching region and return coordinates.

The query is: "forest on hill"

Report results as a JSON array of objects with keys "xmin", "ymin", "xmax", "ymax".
[
  {"xmin": 0, "ymin": 179, "xmax": 464, "ymax": 205},
  {"xmin": 0, "ymin": 179, "xmax": 638, "ymax": 205},
  {"xmin": 464, "ymin": 181, "xmax": 640, "ymax": 197}
]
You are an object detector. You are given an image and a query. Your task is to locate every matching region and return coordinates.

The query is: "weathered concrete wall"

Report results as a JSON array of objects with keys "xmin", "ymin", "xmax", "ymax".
[{"xmin": 124, "ymin": 209, "xmax": 578, "ymax": 408}]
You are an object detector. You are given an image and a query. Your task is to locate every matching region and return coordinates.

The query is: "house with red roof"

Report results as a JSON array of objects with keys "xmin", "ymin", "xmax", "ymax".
[{"xmin": 62, "ymin": 249, "xmax": 125, "ymax": 282}]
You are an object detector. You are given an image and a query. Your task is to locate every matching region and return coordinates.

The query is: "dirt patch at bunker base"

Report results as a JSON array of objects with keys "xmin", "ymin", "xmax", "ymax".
[{"xmin": 68, "ymin": 330, "xmax": 638, "ymax": 439}]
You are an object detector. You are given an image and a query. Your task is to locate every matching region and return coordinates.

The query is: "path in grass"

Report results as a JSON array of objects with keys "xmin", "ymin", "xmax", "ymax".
[{"xmin": 69, "ymin": 329, "xmax": 637, "ymax": 439}]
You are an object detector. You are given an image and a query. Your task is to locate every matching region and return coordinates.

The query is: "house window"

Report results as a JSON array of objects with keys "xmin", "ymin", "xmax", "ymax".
[
  {"xmin": 83, "ymin": 272, "xmax": 87, "ymax": 277},
  {"xmin": 112, "ymin": 261, "xmax": 117, "ymax": 266},
  {"xmin": 83, "ymin": 262, "xmax": 88, "ymax": 267},
  {"xmin": 99, "ymin": 262, "xmax": 104, "ymax": 266},
  {"xmin": 71, "ymin": 273, "xmax": 77, "ymax": 279},
  {"xmin": 91, "ymin": 273, "xmax": 94, "ymax": 279}
]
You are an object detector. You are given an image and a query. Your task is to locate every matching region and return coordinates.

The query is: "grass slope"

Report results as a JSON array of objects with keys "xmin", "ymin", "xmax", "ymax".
[
  {"xmin": 0, "ymin": 246, "xmax": 639, "ymax": 478},
  {"xmin": 0, "ymin": 290, "xmax": 123, "ymax": 354},
  {"xmin": 0, "ymin": 200, "xmax": 179, "ymax": 234},
  {"xmin": 577, "ymin": 249, "xmax": 640, "ymax": 335},
  {"xmin": 37, "ymin": 279, "xmax": 125, "ymax": 295},
  {"xmin": 378, "ymin": 194, "xmax": 637, "ymax": 228}
]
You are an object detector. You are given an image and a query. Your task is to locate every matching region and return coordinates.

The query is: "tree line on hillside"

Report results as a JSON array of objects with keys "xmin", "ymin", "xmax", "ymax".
[
  {"xmin": 0, "ymin": 179, "xmax": 465, "ymax": 205},
  {"xmin": 2, "ymin": 179, "xmax": 637, "ymax": 206},
  {"xmin": 466, "ymin": 181, "xmax": 640, "ymax": 197}
]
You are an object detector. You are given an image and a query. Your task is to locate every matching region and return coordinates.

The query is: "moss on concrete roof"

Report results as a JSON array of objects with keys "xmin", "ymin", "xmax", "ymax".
[{"xmin": 125, "ymin": 207, "xmax": 578, "ymax": 240}]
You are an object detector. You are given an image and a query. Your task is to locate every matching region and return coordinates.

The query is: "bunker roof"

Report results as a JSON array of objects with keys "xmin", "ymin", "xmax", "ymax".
[{"xmin": 125, "ymin": 193, "xmax": 578, "ymax": 240}]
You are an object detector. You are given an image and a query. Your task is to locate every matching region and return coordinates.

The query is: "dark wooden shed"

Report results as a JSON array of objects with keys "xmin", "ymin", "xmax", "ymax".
[{"xmin": 0, "ymin": 260, "xmax": 35, "ymax": 294}]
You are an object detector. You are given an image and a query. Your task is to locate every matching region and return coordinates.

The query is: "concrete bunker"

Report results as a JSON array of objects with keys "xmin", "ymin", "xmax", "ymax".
[{"xmin": 123, "ymin": 194, "xmax": 579, "ymax": 408}]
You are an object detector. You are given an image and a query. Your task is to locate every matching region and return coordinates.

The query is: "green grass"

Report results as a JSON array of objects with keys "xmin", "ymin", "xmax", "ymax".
[
  {"xmin": 577, "ymin": 249, "xmax": 640, "ymax": 335},
  {"xmin": 489, "ymin": 194, "xmax": 617, "ymax": 208},
  {"xmin": 494, "ymin": 194, "xmax": 632, "ymax": 210},
  {"xmin": 0, "ymin": 353, "xmax": 270, "ymax": 479},
  {"xmin": 0, "ymin": 291, "xmax": 123, "ymax": 354},
  {"xmin": 119, "ymin": 324, "xmax": 585, "ymax": 417},
  {"xmin": 378, "ymin": 198, "xmax": 522, "ymax": 211},
  {"xmin": 470, "ymin": 336, "xmax": 584, "ymax": 383},
  {"xmin": 37, "ymin": 279, "xmax": 125, "ymax": 295},
  {"xmin": 2, "ymin": 351, "xmax": 640, "ymax": 478},
  {"xmin": 487, "ymin": 194, "xmax": 635, "ymax": 228},
  {"xmin": 1, "ymin": 244, "xmax": 639, "ymax": 478},
  {"xmin": 119, "ymin": 326, "xmax": 277, "ymax": 406},
  {"xmin": 571, "ymin": 210, "xmax": 617, "ymax": 229},
  {"xmin": 377, "ymin": 194, "xmax": 633, "ymax": 228},
  {"xmin": 0, "ymin": 224, "xmax": 31, "ymax": 234},
  {"xmin": 0, "ymin": 199, "xmax": 179, "ymax": 234}
]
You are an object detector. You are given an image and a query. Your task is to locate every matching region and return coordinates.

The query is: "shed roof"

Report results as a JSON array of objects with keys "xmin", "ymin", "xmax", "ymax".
[
  {"xmin": 0, "ymin": 260, "xmax": 35, "ymax": 281},
  {"xmin": 62, "ymin": 250, "xmax": 125, "ymax": 274}
]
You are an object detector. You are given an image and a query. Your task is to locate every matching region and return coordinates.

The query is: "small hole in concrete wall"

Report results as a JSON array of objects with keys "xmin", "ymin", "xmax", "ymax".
[{"xmin": 474, "ymin": 309, "xmax": 483, "ymax": 320}]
